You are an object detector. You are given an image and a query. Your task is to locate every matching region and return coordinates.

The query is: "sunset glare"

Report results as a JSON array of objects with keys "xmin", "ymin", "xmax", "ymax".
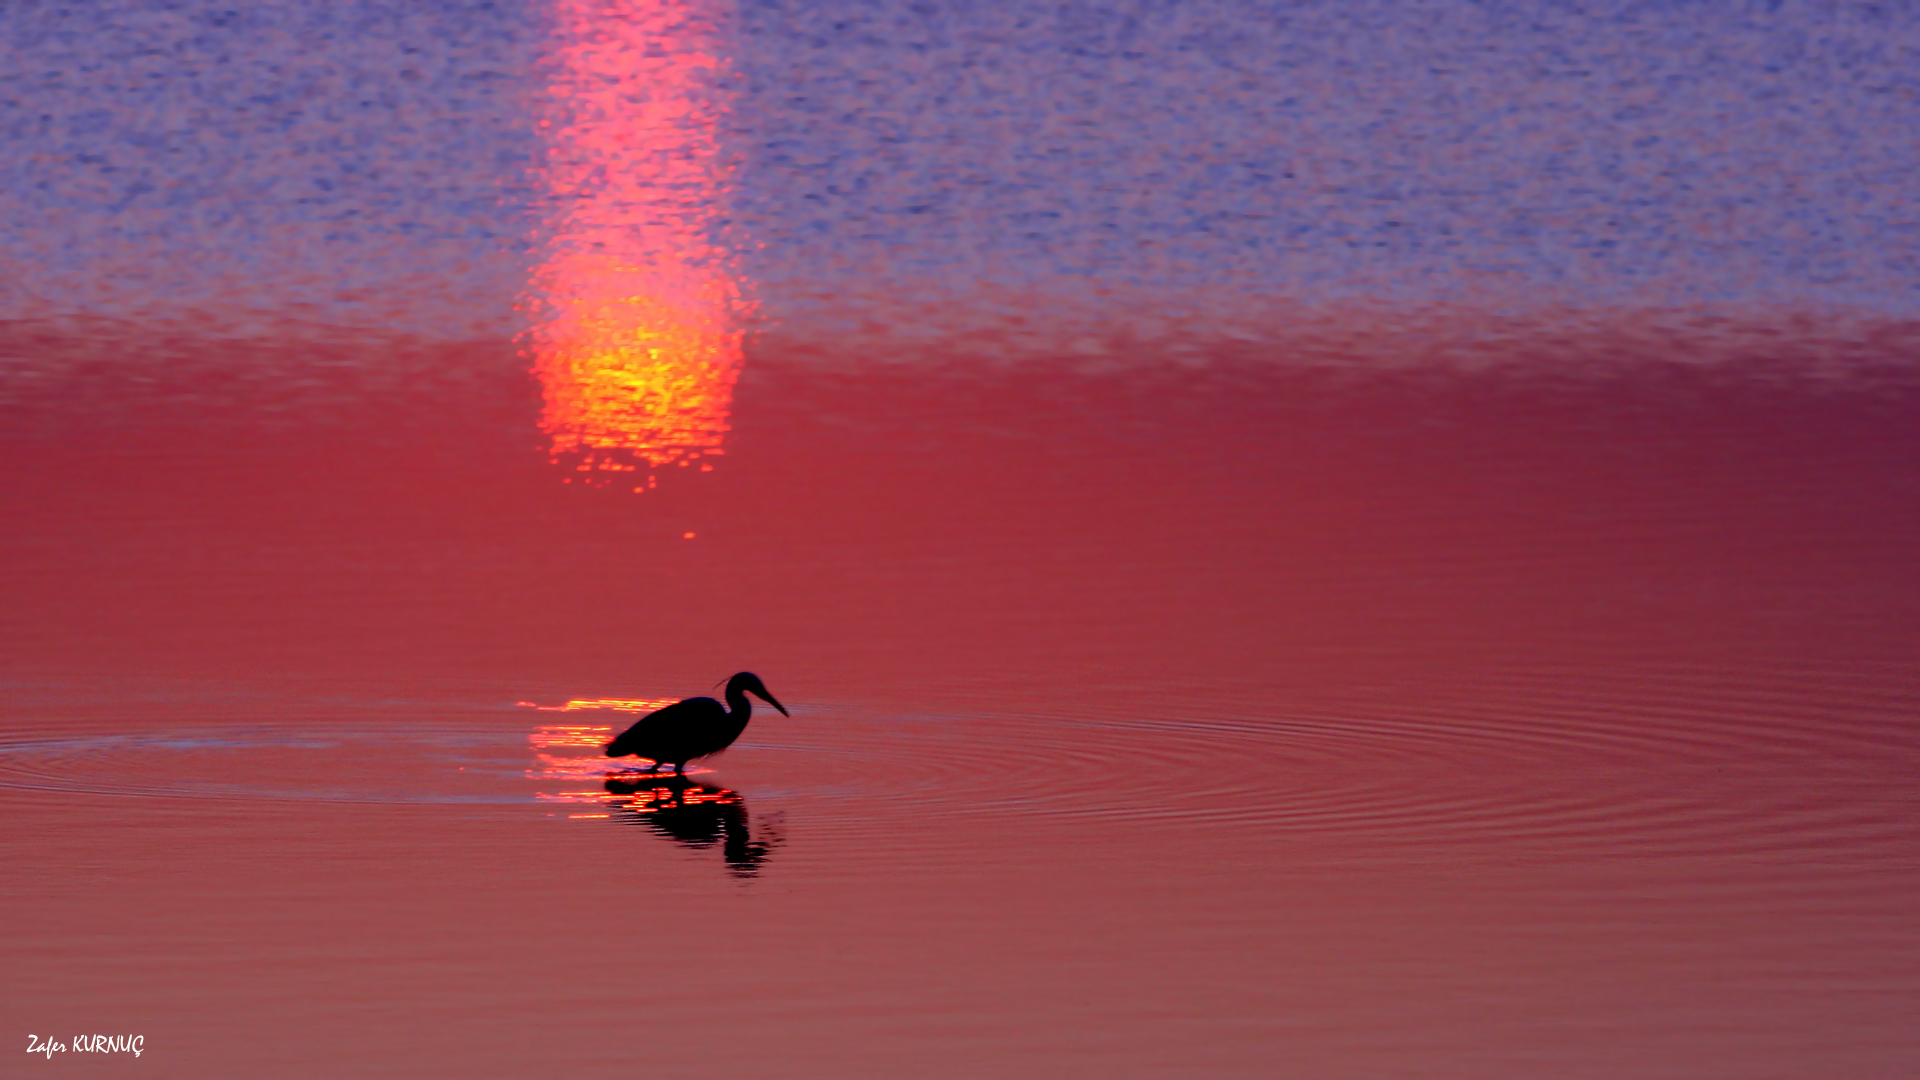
[
  {"xmin": 5, "ymin": 1, "xmax": 1920, "ymax": 1074},
  {"xmin": 526, "ymin": 0, "xmax": 746, "ymax": 476}
]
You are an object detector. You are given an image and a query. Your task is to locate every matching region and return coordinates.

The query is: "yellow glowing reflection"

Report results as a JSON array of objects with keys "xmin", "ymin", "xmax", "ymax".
[
  {"xmin": 519, "ymin": 698, "xmax": 677, "ymax": 715},
  {"xmin": 528, "ymin": 0, "xmax": 748, "ymax": 481},
  {"xmin": 527, "ymin": 719, "xmax": 716, "ymax": 801},
  {"xmin": 525, "ymin": 714, "xmax": 776, "ymax": 874},
  {"xmin": 524, "ymin": 706, "xmax": 693, "ymax": 790}
]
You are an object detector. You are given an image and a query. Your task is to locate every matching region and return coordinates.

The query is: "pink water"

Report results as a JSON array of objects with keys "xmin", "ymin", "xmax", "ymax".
[{"xmin": 4, "ymin": 346, "xmax": 1918, "ymax": 1075}]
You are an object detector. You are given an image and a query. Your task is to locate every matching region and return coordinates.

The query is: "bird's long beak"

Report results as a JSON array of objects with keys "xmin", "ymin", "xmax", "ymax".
[{"xmin": 761, "ymin": 691, "xmax": 789, "ymax": 717}]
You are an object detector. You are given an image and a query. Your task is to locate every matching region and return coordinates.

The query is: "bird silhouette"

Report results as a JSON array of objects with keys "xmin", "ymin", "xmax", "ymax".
[{"xmin": 604, "ymin": 672, "xmax": 788, "ymax": 773}]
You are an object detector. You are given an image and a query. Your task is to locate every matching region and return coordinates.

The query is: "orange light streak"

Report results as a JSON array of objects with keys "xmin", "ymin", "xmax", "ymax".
[
  {"xmin": 525, "ymin": 717, "xmax": 711, "ymax": 794},
  {"xmin": 519, "ymin": 698, "xmax": 676, "ymax": 715},
  {"xmin": 527, "ymin": 0, "xmax": 747, "ymax": 479}
]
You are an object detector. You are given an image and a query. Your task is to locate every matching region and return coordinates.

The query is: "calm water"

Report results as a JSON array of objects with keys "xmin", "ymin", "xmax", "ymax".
[{"xmin": 4, "ymin": 350, "xmax": 1919, "ymax": 1075}]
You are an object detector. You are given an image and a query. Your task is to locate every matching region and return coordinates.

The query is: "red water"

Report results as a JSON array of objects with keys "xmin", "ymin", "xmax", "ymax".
[{"xmin": 4, "ymin": 343, "xmax": 1918, "ymax": 1075}]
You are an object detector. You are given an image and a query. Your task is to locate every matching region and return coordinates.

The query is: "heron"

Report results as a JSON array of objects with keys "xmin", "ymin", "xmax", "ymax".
[{"xmin": 603, "ymin": 672, "xmax": 788, "ymax": 774}]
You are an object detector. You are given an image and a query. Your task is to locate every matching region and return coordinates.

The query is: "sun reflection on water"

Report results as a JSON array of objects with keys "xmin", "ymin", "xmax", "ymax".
[
  {"xmin": 527, "ymin": 0, "xmax": 748, "ymax": 484},
  {"xmin": 519, "ymin": 698, "xmax": 677, "ymax": 715},
  {"xmin": 526, "ymin": 716, "xmax": 776, "ymax": 876},
  {"xmin": 524, "ymin": 706, "xmax": 702, "ymax": 791},
  {"xmin": 524, "ymin": 709, "xmax": 675, "ymax": 790}
]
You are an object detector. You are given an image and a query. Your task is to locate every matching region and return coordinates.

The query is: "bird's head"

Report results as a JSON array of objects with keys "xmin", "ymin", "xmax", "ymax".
[{"xmin": 728, "ymin": 671, "xmax": 789, "ymax": 716}]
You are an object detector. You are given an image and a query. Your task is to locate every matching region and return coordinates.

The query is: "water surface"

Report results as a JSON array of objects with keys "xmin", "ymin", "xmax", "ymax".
[{"xmin": 3, "ymin": 353, "xmax": 1918, "ymax": 1075}]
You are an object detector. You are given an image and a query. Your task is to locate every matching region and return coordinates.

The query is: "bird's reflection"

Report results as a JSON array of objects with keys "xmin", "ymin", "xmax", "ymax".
[{"xmin": 603, "ymin": 775, "xmax": 778, "ymax": 878}]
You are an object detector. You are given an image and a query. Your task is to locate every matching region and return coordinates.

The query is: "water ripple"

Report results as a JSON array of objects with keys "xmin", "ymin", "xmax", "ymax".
[{"xmin": 0, "ymin": 665, "xmax": 1912, "ymax": 865}]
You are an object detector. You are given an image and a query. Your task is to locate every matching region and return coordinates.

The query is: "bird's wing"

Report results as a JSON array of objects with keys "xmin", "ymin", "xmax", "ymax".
[{"xmin": 607, "ymin": 697, "xmax": 720, "ymax": 757}]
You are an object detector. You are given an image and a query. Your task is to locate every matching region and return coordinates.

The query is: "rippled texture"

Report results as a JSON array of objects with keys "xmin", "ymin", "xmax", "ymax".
[
  {"xmin": 4, "ymin": 352, "xmax": 1918, "ymax": 1075},
  {"xmin": 8, "ymin": 3, "xmax": 1919, "ymax": 341},
  {"xmin": 527, "ymin": 0, "xmax": 747, "ymax": 474},
  {"xmin": 9, "ymin": 1, "xmax": 1920, "ymax": 1071},
  {"xmin": 7, "ymin": 663, "xmax": 1912, "ymax": 863}
]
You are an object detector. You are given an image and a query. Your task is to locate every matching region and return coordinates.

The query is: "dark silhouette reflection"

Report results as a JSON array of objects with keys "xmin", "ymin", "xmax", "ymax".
[{"xmin": 603, "ymin": 775, "xmax": 779, "ymax": 878}]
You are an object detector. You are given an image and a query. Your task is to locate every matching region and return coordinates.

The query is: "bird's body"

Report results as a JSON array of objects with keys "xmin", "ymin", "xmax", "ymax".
[{"xmin": 604, "ymin": 672, "xmax": 787, "ymax": 773}]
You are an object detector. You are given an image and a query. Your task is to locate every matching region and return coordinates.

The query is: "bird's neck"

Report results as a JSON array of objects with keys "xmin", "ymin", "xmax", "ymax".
[{"xmin": 724, "ymin": 685, "xmax": 752, "ymax": 721}]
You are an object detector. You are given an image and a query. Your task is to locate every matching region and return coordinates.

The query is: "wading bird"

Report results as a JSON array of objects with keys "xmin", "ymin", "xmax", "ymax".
[{"xmin": 604, "ymin": 672, "xmax": 788, "ymax": 774}]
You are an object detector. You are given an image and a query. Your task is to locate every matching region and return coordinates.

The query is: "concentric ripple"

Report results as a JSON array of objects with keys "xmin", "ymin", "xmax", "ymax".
[
  {"xmin": 718, "ymin": 663, "xmax": 1920, "ymax": 862},
  {"xmin": 3, "ymin": 664, "xmax": 1915, "ymax": 866}
]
